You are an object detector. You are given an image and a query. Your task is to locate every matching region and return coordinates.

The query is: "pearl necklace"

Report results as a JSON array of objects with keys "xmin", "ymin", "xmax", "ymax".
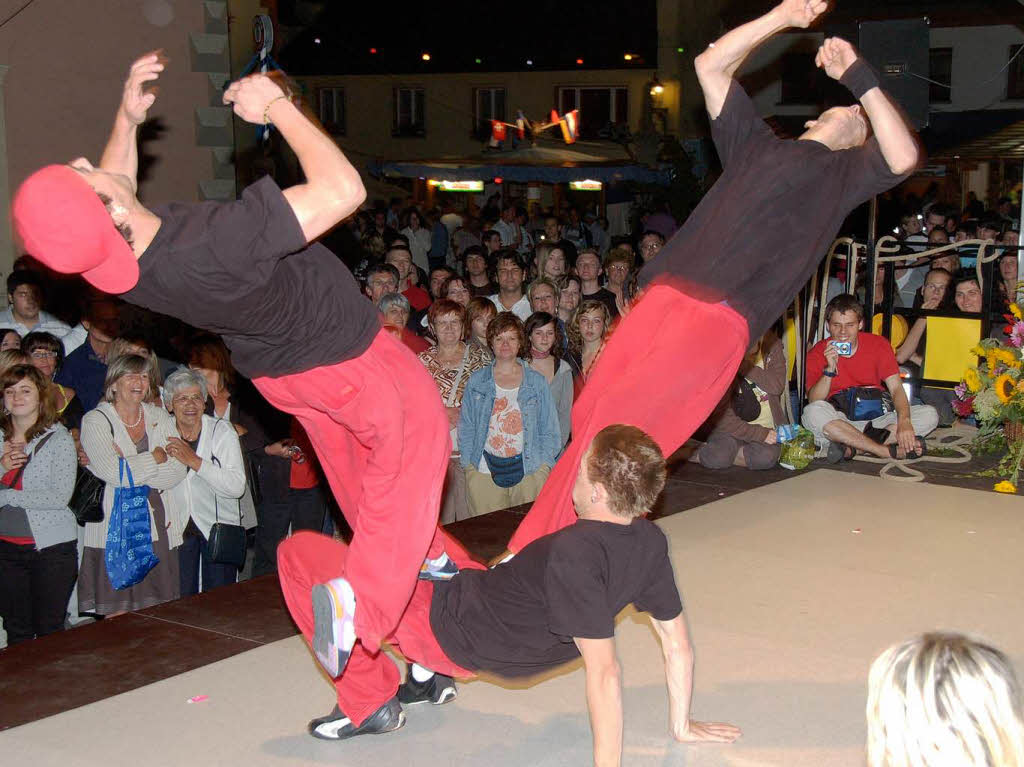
[{"xmin": 119, "ymin": 405, "xmax": 144, "ymax": 429}]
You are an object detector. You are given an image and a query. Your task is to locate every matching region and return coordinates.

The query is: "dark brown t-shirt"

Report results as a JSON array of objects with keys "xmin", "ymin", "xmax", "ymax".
[
  {"xmin": 430, "ymin": 517, "xmax": 682, "ymax": 678},
  {"xmin": 122, "ymin": 177, "xmax": 379, "ymax": 379},
  {"xmin": 639, "ymin": 81, "xmax": 910, "ymax": 340}
]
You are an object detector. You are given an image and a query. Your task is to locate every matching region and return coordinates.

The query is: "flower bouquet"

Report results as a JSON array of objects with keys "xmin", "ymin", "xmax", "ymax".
[{"xmin": 953, "ymin": 302, "xmax": 1024, "ymax": 493}]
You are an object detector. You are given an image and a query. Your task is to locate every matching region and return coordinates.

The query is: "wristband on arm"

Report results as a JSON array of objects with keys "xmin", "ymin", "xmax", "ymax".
[{"xmin": 840, "ymin": 58, "xmax": 881, "ymax": 100}]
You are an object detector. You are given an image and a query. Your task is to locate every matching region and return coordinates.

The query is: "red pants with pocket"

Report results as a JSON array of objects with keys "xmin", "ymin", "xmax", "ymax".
[
  {"xmin": 508, "ymin": 284, "xmax": 750, "ymax": 552},
  {"xmin": 278, "ymin": 531, "xmax": 473, "ymax": 726},
  {"xmin": 254, "ymin": 328, "xmax": 482, "ymax": 655}
]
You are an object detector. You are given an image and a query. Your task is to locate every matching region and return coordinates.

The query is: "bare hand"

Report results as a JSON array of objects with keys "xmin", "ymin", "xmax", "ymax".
[
  {"xmin": 264, "ymin": 439, "xmax": 294, "ymax": 459},
  {"xmin": 1, "ymin": 443, "xmax": 27, "ymax": 472},
  {"xmin": 165, "ymin": 437, "xmax": 201, "ymax": 471},
  {"xmin": 815, "ymin": 37, "xmax": 858, "ymax": 81},
  {"xmin": 121, "ymin": 52, "xmax": 165, "ymax": 125},
  {"xmin": 222, "ymin": 73, "xmax": 288, "ymax": 124},
  {"xmin": 824, "ymin": 342, "xmax": 839, "ymax": 372},
  {"xmin": 152, "ymin": 446, "xmax": 167, "ymax": 465},
  {"xmin": 921, "ymin": 296, "xmax": 942, "ymax": 311},
  {"xmin": 779, "ymin": 0, "xmax": 828, "ymax": 29},
  {"xmin": 895, "ymin": 420, "xmax": 918, "ymax": 457},
  {"xmin": 672, "ymin": 719, "xmax": 742, "ymax": 744}
]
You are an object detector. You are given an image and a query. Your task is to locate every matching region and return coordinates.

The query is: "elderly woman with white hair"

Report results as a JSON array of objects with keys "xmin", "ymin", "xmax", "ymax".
[
  {"xmin": 79, "ymin": 354, "xmax": 187, "ymax": 615},
  {"xmin": 162, "ymin": 367, "xmax": 248, "ymax": 595}
]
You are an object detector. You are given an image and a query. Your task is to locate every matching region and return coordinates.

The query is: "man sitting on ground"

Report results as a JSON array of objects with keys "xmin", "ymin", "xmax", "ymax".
[
  {"xmin": 279, "ymin": 424, "xmax": 741, "ymax": 760},
  {"xmin": 802, "ymin": 294, "xmax": 938, "ymax": 461}
]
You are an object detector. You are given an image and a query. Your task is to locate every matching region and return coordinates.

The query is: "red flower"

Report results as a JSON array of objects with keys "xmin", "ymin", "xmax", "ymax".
[{"xmin": 952, "ymin": 396, "xmax": 975, "ymax": 417}]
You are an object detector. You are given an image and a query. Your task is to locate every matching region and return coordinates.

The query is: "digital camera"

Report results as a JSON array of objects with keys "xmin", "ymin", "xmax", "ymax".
[{"xmin": 833, "ymin": 341, "xmax": 852, "ymax": 357}]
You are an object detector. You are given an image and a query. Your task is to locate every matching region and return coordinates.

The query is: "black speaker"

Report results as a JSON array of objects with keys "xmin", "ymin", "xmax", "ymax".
[{"xmin": 858, "ymin": 19, "xmax": 930, "ymax": 129}]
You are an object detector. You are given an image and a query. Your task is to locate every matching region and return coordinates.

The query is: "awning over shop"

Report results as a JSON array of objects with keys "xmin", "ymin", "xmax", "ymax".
[{"xmin": 367, "ymin": 140, "xmax": 672, "ymax": 185}]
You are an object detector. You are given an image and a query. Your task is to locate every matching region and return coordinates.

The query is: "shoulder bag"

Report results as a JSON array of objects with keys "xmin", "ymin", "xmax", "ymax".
[
  {"xmin": 70, "ymin": 411, "xmax": 115, "ymax": 526},
  {"xmin": 205, "ymin": 420, "xmax": 247, "ymax": 568},
  {"xmin": 105, "ymin": 457, "xmax": 159, "ymax": 590}
]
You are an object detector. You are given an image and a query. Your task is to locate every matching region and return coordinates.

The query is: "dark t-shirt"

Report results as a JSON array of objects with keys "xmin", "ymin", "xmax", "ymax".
[
  {"xmin": 468, "ymin": 280, "xmax": 499, "ymax": 298},
  {"xmin": 639, "ymin": 81, "xmax": 909, "ymax": 340},
  {"xmin": 122, "ymin": 177, "xmax": 380, "ymax": 379},
  {"xmin": 582, "ymin": 287, "xmax": 619, "ymax": 319},
  {"xmin": 430, "ymin": 517, "xmax": 682, "ymax": 678}
]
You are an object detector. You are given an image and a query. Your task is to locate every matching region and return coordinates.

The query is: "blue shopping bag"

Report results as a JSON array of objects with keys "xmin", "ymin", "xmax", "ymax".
[{"xmin": 105, "ymin": 458, "xmax": 159, "ymax": 590}]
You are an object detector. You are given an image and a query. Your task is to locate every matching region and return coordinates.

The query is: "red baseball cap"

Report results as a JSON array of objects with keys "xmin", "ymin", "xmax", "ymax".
[{"xmin": 12, "ymin": 164, "xmax": 139, "ymax": 294}]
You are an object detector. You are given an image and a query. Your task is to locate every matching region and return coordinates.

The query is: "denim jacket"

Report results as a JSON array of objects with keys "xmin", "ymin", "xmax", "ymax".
[{"xmin": 458, "ymin": 360, "xmax": 561, "ymax": 475}]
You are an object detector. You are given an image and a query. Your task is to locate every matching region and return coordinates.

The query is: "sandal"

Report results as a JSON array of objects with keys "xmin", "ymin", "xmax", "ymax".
[
  {"xmin": 826, "ymin": 441, "xmax": 856, "ymax": 464},
  {"xmin": 888, "ymin": 438, "xmax": 927, "ymax": 460}
]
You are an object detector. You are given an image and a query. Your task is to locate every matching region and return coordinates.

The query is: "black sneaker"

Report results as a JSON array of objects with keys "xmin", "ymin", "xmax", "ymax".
[
  {"xmin": 308, "ymin": 698, "xmax": 406, "ymax": 740},
  {"xmin": 397, "ymin": 672, "xmax": 458, "ymax": 706}
]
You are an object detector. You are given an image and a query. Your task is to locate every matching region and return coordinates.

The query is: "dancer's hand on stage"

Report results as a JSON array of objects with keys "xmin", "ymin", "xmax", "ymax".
[
  {"xmin": 777, "ymin": 0, "xmax": 828, "ymax": 29},
  {"xmin": 815, "ymin": 37, "xmax": 859, "ymax": 81},
  {"xmin": 223, "ymin": 73, "xmax": 289, "ymax": 124},
  {"xmin": 121, "ymin": 52, "xmax": 165, "ymax": 125},
  {"xmin": 672, "ymin": 719, "xmax": 742, "ymax": 744}
]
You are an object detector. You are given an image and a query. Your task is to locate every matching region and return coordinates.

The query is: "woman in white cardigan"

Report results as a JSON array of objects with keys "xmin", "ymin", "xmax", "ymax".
[
  {"xmin": 161, "ymin": 367, "xmax": 246, "ymax": 595},
  {"xmin": 79, "ymin": 354, "xmax": 187, "ymax": 615}
]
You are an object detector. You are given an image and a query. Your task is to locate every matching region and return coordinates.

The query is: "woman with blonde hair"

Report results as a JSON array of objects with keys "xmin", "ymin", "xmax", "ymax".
[
  {"xmin": 79, "ymin": 354, "xmax": 187, "ymax": 615},
  {"xmin": 534, "ymin": 241, "xmax": 568, "ymax": 287},
  {"xmin": 106, "ymin": 336, "xmax": 162, "ymax": 405},
  {"xmin": 565, "ymin": 299, "xmax": 612, "ymax": 396},
  {"xmin": 867, "ymin": 632, "xmax": 1024, "ymax": 767}
]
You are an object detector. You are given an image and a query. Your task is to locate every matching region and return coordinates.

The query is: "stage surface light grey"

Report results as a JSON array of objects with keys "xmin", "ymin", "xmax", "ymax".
[{"xmin": 3, "ymin": 470, "xmax": 1022, "ymax": 766}]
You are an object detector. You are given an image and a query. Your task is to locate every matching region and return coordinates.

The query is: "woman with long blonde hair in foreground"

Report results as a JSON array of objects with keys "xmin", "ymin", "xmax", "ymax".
[{"xmin": 867, "ymin": 632, "xmax": 1024, "ymax": 767}]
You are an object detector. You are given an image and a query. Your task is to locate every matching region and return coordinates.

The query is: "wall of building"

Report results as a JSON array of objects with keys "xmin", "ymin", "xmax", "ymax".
[
  {"xmin": 0, "ymin": 0, "xmax": 225, "ymax": 274},
  {"xmin": 295, "ymin": 68, "xmax": 657, "ymax": 171}
]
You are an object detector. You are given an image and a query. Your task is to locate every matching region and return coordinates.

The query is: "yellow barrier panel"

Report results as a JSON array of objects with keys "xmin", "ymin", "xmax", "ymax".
[{"xmin": 923, "ymin": 316, "xmax": 982, "ymax": 388}]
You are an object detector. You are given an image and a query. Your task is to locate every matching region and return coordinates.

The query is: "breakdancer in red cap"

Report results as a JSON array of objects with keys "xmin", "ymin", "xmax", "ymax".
[
  {"xmin": 503, "ymin": 0, "xmax": 922, "ymax": 556},
  {"xmin": 12, "ymin": 54, "xmax": 480, "ymax": 738}
]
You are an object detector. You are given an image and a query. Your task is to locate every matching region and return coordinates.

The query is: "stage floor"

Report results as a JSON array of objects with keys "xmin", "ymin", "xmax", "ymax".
[{"xmin": 3, "ymin": 470, "xmax": 1022, "ymax": 766}]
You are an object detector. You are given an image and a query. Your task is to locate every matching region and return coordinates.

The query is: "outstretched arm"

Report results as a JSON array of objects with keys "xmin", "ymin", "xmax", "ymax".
[
  {"xmin": 650, "ymin": 614, "xmax": 742, "ymax": 745},
  {"xmin": 694, "ymin": 0, "xmax": 828, "ymax": 119},
  {"xmin": 816, "ymin": 37, "xmax": 920, "ymax": 174},
  {"xmin": 223, "ymin": 75, "xmax": 366, "ymax": 242},
  {"xmin": 99, "ymin": 52, "xmax": 165, "ymax": 191},
  {"xmin": 575, "ymin": 636, "xmax": 623, "ymax": 767}
]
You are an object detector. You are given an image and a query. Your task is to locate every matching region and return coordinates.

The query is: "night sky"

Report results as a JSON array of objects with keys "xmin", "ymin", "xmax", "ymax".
[{"xmin": 277, "ymin": 0, "xmax": 659, "ymax": 75}]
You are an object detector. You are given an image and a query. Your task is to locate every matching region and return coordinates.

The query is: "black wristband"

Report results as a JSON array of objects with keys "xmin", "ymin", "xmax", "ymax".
[
  {"xmin": 822, "ymin": 367, "xmax": 838, "ymax": 378},
  {"xmin": 840, "ymin": 58, "xmax": 881, "ymax": 100}
]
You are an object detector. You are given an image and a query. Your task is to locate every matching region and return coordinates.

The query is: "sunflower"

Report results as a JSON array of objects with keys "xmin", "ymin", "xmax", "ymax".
[
  {"xmin": 995, "ymin": 480, "xmax": 1018, "ymax": 494},
  {"xmin": 1011, "ymin": 303, "xmax": 1023, "ymax": 321},
  {"xmin": 996, "ymin": 373, "xmax": 1017, "ymax": 403},
  {"xmin": 964, "ymin": 368, "xmax": 983, "ymax": 393},
  {"xmin": 994, "ymin": 348, "xmax": 1023, "ymax": 369}
]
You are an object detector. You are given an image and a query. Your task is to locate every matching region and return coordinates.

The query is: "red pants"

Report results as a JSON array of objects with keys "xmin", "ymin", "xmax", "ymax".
[
  {"xmin": 509, "ymin": 284, "xmax": 750, "ymax": 552},
  {"xmin": 254, "ymin": 328, "xmax": 481, "ymax": 653},
  {"xmin": 278, "ymin": 532, "xmax": 472, "ymax": 726}
]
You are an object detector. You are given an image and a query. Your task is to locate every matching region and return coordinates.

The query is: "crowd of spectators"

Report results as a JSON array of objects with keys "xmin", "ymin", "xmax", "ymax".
[{"xmin": 0, "ymin": 187, "xmax": 1017, "ymax": 647}]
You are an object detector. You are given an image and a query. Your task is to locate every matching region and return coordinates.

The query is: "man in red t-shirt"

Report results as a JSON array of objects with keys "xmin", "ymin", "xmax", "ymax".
[{"xmin": 803, "ymin": 294, "xmax": 938, "ymax": 461}]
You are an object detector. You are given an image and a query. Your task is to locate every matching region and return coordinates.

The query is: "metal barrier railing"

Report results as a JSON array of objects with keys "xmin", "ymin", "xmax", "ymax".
[{"xmin": 786, "ymin": 237, "xmax": 1011, "ymax": 422}]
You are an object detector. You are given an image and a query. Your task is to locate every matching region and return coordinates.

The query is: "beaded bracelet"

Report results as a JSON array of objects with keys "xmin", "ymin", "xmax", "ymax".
[{"xmin": 263, "ymin": 94, "xmax": 291, "ymax": 125}]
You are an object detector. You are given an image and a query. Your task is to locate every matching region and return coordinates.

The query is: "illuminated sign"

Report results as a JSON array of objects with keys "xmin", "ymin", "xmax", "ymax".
[
  {"xmin": 569, "ymin": 180, "xmax": 603, "ymax": 191},
  {"xmin": 428, "ymin": 180, "xmax": 484, "ymax": 192}
]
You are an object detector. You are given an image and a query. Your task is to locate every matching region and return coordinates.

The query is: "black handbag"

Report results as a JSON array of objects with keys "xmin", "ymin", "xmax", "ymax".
[
  {"xmin": 70, "ymin": 411, "xmax": 115, "ymax": 526},
  {"xmin": 205, "ymin": 421, "xmax": 247, "ymax": 568}
]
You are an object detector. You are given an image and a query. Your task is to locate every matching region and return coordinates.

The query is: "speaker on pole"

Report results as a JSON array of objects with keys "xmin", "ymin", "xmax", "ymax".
[{"xmin": 858, "ymin": 18, "xmax": 930, "ymax": 129}]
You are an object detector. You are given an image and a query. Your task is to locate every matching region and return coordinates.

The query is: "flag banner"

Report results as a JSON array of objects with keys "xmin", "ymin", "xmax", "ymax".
[{"xmin": 560, "ymin": 109, "xmax": 579, "ymax": 144}]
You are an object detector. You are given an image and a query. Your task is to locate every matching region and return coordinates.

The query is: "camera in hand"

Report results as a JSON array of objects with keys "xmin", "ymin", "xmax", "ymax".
[{"xmin": 833, "ymin": 341, "xmax": 852, "ymax": 357}]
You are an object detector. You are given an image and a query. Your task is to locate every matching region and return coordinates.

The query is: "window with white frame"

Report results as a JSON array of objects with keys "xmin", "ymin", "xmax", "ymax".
[
  {"xmin": 318, "ymin": 87, "xmax": 346, "ymax": 135},
  {"xmin": 393, "ymin": 87, "xmax": 426, "ymax": 137},
  {"xmin": 555, "ymin": 86, "xmax": 628, "ymax": 140},
  {"xmin": 473, "ymin": 87, "xmax": 507, "ymax": 140}
]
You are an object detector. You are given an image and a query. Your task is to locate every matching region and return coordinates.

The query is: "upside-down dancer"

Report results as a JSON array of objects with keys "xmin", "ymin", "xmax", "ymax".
[
  {"xmin": 12, "ymin": 54, "xmax": 481, "ymax": 736},
  {"xmin": 505, "ymin": 0, "xmax": 922, "ymax": 556}
]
